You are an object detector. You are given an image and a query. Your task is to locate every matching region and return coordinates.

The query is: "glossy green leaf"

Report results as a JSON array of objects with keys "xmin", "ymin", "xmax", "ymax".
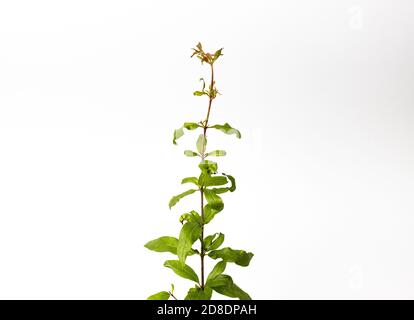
[
  {"xmin": 173, "ymin": 122, "xmax": 200, "ymax": 145},
  {"xmin": 185, "ymin": 286, "xmax": 212, "ymax": 300},
  {"xmin": 204, "ymin": 189, "xmax": 224, "ymax": 211},
  {"xmin": 164, "ymin": 260, "xmax": 199, "ymax": 283},
  {"xmin": 206, "ymin": 260, "xmax": 227, "ymax": 284},
  {"xmin": 204, "ymin": 204, "xmax": 222, "ymax": 224},
  {"xmin": 210, "ymin": 123, "xmax": 241, "ymax": 139},
  {"xmin": 206, "ymin": 150, "xmax": 226, "ymax": 157},
  {"xmin": 224, "ymin": 174, "xmax": 236, "ymax": 192},
  {"xmin": 198, "ymin": 160, "xmax": 218, "ymax": 174},
  {"xmin": 169, "ymin": 189, "xmax": 197, "ymax": 209},
  {"xmin": 209, "ymin": 233, "xmax": 225, "ymax": 251},
  {"xmin": 184, "ymin": 150, "xmax": 199, "ymax": 157},
  {"xmin": 210, "ymin": 174, "xmax": 236, "ymax": 194},
  {"xmin": 177, "ymin": 222, "xmax": 202, "ymax": 264},
  {"xmin": 204, "ymin": 233, "xmax": 225, "ymax": 251},
  {"xmin": 196, "ymin": 134, "xmax": 207, "ymax": 154},
  {"xmin": 179, "ymin": 211, "xmax": 201, "ymax": 225},
  {"xmin": 204, "ymin": 175, "xmax": 228, "ymax": 187},
  {"xmin": 208, "ymin": 274, "xmax": 251, "ymax": 300},
  {"xmin": 181, "ymin": 177, "xmax": 199, "ymax": 187},
  {"xmin": 209, "ymin": 187, "xmax": 229, "ymax": 194},
  {"xmin": 208, "ymin": 247, "xmax": 253, "ymax": 267},
  {"xmin": 144, "ymin": 236, "xmax": 178, "ymax": 255},
  {"xmin": 147, "ymin": 291, "xmax": 170, "ymax": 300}
]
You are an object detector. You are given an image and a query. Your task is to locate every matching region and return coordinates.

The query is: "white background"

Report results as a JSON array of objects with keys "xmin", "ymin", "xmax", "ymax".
[{"xmin": 0, "ymin": 0, "xmax": 413, "ymax": 299}]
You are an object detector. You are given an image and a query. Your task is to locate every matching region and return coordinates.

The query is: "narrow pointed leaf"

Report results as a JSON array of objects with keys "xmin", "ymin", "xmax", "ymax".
[
  {"xmin": 210, "ymin": 174, "xmax": 236, "ymax": 194},
  {"xmin": 179, "ymin": 211, "xmax": 201, "ymax": 225},
  {"xmin": 206, "ymin": 150, "xmax": 226, "ymax": 157},
  {"xmin": 181, "ymin": 177, "xmax": 199, "ymax": 187},
  {"xmin": 206, "ymin": 260, "xmax": 227, "ymax": 283},
  {"xmin": 210, "ymin": 187, "xmax": 229, "ymax": 194},
  {"xmin": 144, "ymin": 236, "xmax": 178, "ymax": 255},
  {"xmin": 224, "ymin": 174, "xmax": 236, "ymax": 192},
  {"xmin": 177, "ymin": 222, "xmax": 202, "ymax": 264},
  {"xmin": 204, "ymin": 233, "xmax": 225, "ymax": 251},
  {"xmin": 208, "ymin": 247, "xmax": 254, "ymax": 267},
  {"xmin": 193, "ymin": 91, "xmax": 206, "ymax": 96},
  {"xmin": 147, "ymin": 291, "xmax": 170, "ymax": 300},
  {"xmin": 184, "ymin": 150, "xmax": 199, "ymax": 157},
  {"xmin": 209, "ymin": 233, "xmax": 225, "ymax": 251},
  {"xmin": 207, "ymin": 274, "xmax": 251, "ymax": 300},
  {"xmin": 185, "ymin": 286, "xmax": 212, "ymax": 300},
  {"xmin": 196, "ymin": 134, "xmax": 207, "ymax": 154},
  {"xmin": 164, "ymin": 260, "xmax": 199, "ymax": 283},
  {"xmin": 204, "ymin": 204, "xmax": 222, "ymax": 224},
  {"xmin": 173, "ymin": 122, "xmax": 200, "ymax": 145},
  {"xmin": 210, "ymin": 123, "xmax": 241, "ymax": 138},
  {"xmin": 204, "ymin": 189, "xmax": 224, "ymax": 211},
  {"xmin": 173, "ymin": 127, "xmax": 184, "ymax": 145},
  {"xmin": 169, "ymin": 189, "xmax": 197, "ymax": 209},
  {"xmin": 204, "ymin": 175, "xmax": 228, "ymax": 187}
]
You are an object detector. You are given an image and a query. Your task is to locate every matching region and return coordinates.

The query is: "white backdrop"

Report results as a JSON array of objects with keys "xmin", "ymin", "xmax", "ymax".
[{"xmin": 0, "ymin": 0, "xmax": 413, "ymax": 299}]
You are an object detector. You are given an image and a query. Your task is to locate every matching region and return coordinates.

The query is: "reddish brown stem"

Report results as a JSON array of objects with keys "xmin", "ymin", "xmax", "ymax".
[{"xmin": 200, "ymin": 63, "xmax": 215, "ymax": 289}]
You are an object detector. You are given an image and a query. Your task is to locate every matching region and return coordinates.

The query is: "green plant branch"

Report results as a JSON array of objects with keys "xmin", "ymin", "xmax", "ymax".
[
  {"xmin": 199, "ymin": 63, "xmax": 215, "ymax": 289},
  {"xmin": 145, "ymin": 42, "xmax": 253, "ymax": 301}
]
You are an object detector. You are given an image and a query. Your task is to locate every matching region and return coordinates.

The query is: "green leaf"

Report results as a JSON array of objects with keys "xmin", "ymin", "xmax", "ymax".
[
  {"xmin": 212, "ymin": 48, "xmax": 223, "ymax": 63},
  {"xmin": 181, "ymin": 177, "xmax": 199, "ymax": 187},
  {"xmin": 204, "ymin": 204, "xmax": 222, "ymax": 224},
  {"xmin": 179, "ymin": 211, "xmax": 201, "ymax": 225},
  {"xmin": 204, "ymin": 233, "xmax": 225, "ymax": 251},
  {"xmin": 169, "ymin": 189, "xmax": 197, "ymax": 209},
  {"xmin": 185, "ymin": 286, "xmax": 212, "ymax": 300},
  {"xmin": 203, "ymin": 190, "xmax": 224, "ymax": 223},
  {"xmin": 210, "ymin": 123, "xmax": 241, "ymax": 139},
  {"xmin": 208, "ymin": 247, "xmax": 254, "ymax": 267},
  {"xmin": 206, "ymin": 150, "xmax": 226, "ymax": 157},
  {"xmin": 177, "ymin": 222, "xmax": 202, "ymax": 264},
  {"xmin": 147, "ymin": 291, "xmax": 170, "ymax": 300},
  {"xmin": 193, "ymin": 91, "xmax": 206, "ymax": 96},
  {"xmin": 209, "ymin": 233, "xmax": 225, "ymax": 251},
  {"xmin": 184, "ymin": 122, "xmax": 200, "ymax": 130},
  {"xmin": 164, "ymin": 260, "xmax": 199, "ymax": 283},
  {"xmin": 210, "ymin": 174, "xmax": 236, "ymax": 194},
  {"xmin": 184, "ymin": 150, "xmax": 199, "ymax": 157},
  {"xmin": 224, "ymin": 174, "xmax": 236, "ymax": 192},
  {"xmin": 173, "ymin": 127, "xmax": 184, "ymax": 145},
  {"xmin": 173, "ymin": 122, "xmax": 200, "ymax": 145},
  {"xmin": 198, "ymin": 160, "xmax": 218, "ymax": 174},
  {"xmin": 196, "ymin": 134, "xmax": 207, "ymax": 154},
  {"xmin": 144, "ymin": 236, "xmax": 178, "ymax": 255},
  {"xmin": 206, "ymin": 260, "xmax": 227, "ymax": 283},
  {"xmin": 210, "ymin": 187, "xmax": 229, "ymax": 194},
  {"xmin": 204, "ymin": 189, "xmax": 224, "ymax": 211},
  {"xmin": 204, "ymin": 175, "xmax": 228, "ymax": 187},
  {"xmin": 208, "ymin": 275, "xmax": 251, "ymax": 300}
]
